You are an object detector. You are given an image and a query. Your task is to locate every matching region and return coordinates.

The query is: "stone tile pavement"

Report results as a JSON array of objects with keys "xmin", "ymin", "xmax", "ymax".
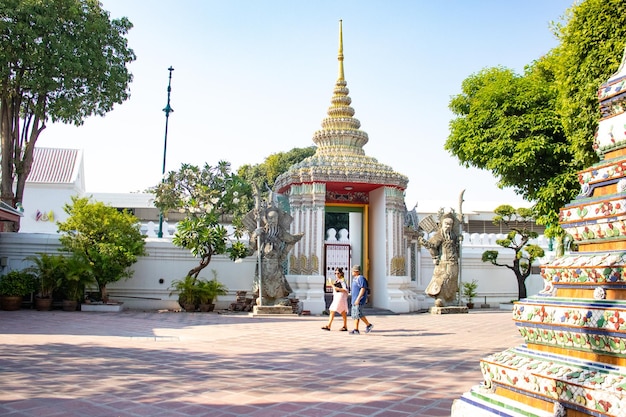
[{"xmin": 0, "ymin": 308, "xmax": 522, "ymax": 417}]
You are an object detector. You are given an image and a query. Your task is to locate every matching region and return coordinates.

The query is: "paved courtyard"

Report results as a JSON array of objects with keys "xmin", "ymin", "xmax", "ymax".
[{"xmin": 0, "ymin": 308, "xmax": 522, "ymax": 417}]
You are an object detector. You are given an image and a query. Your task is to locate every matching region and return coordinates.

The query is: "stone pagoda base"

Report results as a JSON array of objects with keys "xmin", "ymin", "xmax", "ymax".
[
  {"xmin": 429, "ymin": 305, "xmax": 468, "ymax": 315},
  {"xmin": 452, "ymin": 50, "xmax": 626, "ymax": 417},
  {"xmin": 451, "ymin": 385, "xmax": 556, "ymax": 417},
  {"xmin": 250, "ymin": 305, "xmax": 295, "ymax": 316}
]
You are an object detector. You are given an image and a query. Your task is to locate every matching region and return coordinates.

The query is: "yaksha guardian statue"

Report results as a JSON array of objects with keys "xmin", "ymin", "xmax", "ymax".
[
  {"xmin": 418, "ymin": 210, "xmax": 461, "ymax": 307},
  {"xmin": 243, "ymin": 198, "xmax": 303, "ymax": 307}
]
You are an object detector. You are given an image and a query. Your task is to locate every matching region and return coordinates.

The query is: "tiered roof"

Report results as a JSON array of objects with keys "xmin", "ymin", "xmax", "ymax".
[{"xmin": 275, "ymin": 21, "xmax": 408, "ymax": 196}]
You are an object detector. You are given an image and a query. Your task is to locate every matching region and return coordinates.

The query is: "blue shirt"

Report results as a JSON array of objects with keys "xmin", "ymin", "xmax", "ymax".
[{"xmin": 351, "ymin": 275, "xmax": 368, "ymax": 305}]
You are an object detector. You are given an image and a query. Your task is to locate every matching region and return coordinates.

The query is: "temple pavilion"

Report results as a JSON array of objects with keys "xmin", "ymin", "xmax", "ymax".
[{"xmin": 274, "ymin": 21, "xmax": 420, "ymax": 313}]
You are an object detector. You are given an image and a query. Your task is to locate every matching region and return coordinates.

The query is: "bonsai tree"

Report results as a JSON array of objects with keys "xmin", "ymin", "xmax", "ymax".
[
  {"xmin": 152, "ymin": 161, "xmax": 251, "ymax": 279},
  {"xmin": 57, "ymin": 196, "xmax": 146, "ymax": 303},
  {"xmin": 481, "ymin": 205, "xmax": 545, "ymax": 300},
  {"xmin": 462, "ymin": 280, "xmax": 478, "ymax": 307}
]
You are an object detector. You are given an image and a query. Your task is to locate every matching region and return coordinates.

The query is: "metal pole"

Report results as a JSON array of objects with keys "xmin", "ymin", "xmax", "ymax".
[
  {"xmin": 457, "ymin": 189, "xmax": 465, "ymax": 306},
  {"xmin": 158, "ymin": 66, "xmax": 174, "ymax": 238},
  {"xmin": 254, "ymin": 185, "xmax": 263, "ymax": 306}
]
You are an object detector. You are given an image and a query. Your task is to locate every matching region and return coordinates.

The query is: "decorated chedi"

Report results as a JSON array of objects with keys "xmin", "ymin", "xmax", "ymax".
[{"xmin": 452, "ymin": 48, "xmax": 626, "ymax": 416}]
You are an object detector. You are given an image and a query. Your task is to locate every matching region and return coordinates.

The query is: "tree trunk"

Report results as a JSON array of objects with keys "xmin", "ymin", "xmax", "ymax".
[
  {"xmin": 516, "ymin": 272, "xmax": 527, "ymax": 300},
  {"xmin": 100, "ymin": 285, "xmax": 109, "ymax": 304},
  {"xmin": 0, "ymin": 97, "xmax": 15, "ymax": 206},
  {"xmin": 187, "ymin": 253, "xmax": 212, "ymax": 279}
]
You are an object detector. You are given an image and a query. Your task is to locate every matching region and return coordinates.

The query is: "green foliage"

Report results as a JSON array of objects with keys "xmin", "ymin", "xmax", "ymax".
[
  {"xmin": 169, "ymin": 275, "xmax": 201, "ymax": 307},
  {"xmin": 238, "ymin": 146, "xmax": 316, "ymax": 190},
  {"xmin": 0, "ymin": 270, "xmax": 37, "ymax": 296},
  {"xmin": 481, "ymin": 205, "xmax": 545, "ymax": 300},
  {"xmin": 60, "ymin": 255, "xmax": 95, "ymax": 302},
  {"xmin": 462, "ymin": 280, "xmax": 479, "ymax": 303},
  {"xmin": 446, "ymin": 0, "xmax": 626, "ymax": 228},
  {"xmin": 0, "ymin": 0, "xmax": 135, "ymax": 214},
  {"xmin": 553, "ymin": 0, "xmax": 626, "ymax": 169},
  {"xmin": 25, "ymin": 253, "xmax": 66, "ymax": 298},
  {"xmin": 57, "ymin": 196, "xmax": 146, "ymax": 303},
  {"xmin": 446, "ymin": 64, "xmax": 572, "ymax": 217},
  {"xmin": 168, "ymin": 273, "xmax": 228, "ymax": 308},
  {"xmin": 152, "ymin": 161, "xmax": 252, "ymax": 278},
  {"xmin": 197, "ymin": 274, "xmax": 228, "ymax": 304}
]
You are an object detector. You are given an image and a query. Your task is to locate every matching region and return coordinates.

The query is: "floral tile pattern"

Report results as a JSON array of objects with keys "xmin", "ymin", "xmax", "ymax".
[
  {"xmin": 480, "ymin": 348, "xmax": 626, "ymax": 416},
  {"xmin": 564, "ymin": 219, "xmax": 626, "ymax": 243},
  {"xmin": 540, "ymin": 252, "xmax": 626, "ymax": 284},
  {"xmin": 560, "ymin": 198, "xmax": 626, "ymax": 224},
  {"xmin": 579, "ymin": 161, "xmax": 626, "ymax": 187}
]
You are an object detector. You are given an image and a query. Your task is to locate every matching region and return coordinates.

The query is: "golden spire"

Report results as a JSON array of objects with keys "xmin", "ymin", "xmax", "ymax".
[
  {"xmin": 338, "ymin": 20, "xmax": 344, "ymax": 81},
  {"xmin": 273, "ymin": 19, "xmax": 408, "ymax": 193}
]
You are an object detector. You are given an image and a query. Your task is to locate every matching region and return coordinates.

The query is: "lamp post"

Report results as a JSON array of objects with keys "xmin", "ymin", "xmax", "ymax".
[
  {"xmin": 158, "ymin": 66, "xmax": 174, "ymax": 238},
  {"xmin": 457, "ymin": 189, "xmax": 465, "ymax": 306}
]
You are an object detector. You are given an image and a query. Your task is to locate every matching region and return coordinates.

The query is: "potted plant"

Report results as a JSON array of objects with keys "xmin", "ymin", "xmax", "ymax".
[
  {"xmin": 0, "ymin": 270, "xmax": 37, "ymax": 310},
  {"xmin": 462, "ymin": 279, "xmax": 479, "ymax": 309},
  {"xmin": 169, "ymin": 275, "xmax": 201, "ymax": 312},
  {"xmin": 57, "ymin": 196, "xmax": 146, "ymax": 304},
  {"xmin": 197, "ymin": 273, "xmax": 228, "ymax": 312},
  {"xmin": 59, "ymin": 255, "xmax": 95, "ymax": 311},
  {"xmin": 25, "ymin": 253, "xmax": 65, "ymax": 311}
]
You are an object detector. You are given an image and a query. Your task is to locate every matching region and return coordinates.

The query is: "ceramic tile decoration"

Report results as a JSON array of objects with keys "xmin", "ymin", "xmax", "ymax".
[{"xmin": 452, "ymin": 47, "xmax": 626, "ymax": 417}]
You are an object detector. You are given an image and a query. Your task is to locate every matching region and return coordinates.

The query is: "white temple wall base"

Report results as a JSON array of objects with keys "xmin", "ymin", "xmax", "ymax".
[
  {"xmin": 376, "ymin": 275, "xmax": 425, "ymax": 313},
  {"xmin": 287, "ymin": 275, "xmax": 326, "ymax": 315}
]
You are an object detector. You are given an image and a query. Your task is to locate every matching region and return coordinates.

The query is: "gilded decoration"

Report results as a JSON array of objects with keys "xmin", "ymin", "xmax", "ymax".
[
  {"xmin": 274, "ymin": 20, "xmax": 407, "ymax": 195},
  {"xmin": 298, "ymin": 254, "xmax": 307, "ymax": 275},
  {"xmin": 309, "ymin": 254, "xmax": 319, "ymax": 275},
  {"xmin": 390, "ymin": 256, "xmax": 405, "ymax": 276},
  {"xmin": 289, "ymin": 254, "xmax": 299, "ymax": 274},
  {"xmin": 326, "ymin": 190, "xmax": 368, "ymax": 204}
]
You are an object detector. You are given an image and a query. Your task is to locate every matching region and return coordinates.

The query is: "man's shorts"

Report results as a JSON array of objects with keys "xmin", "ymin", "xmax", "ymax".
[{"xmin": 351, "ymin": 304, "xmax": 365, "ymax": 320}]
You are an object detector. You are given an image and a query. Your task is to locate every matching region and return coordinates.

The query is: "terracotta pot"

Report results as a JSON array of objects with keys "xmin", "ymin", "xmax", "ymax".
[
  {"xmin": 35, "ymin": 297, "xmax": 53, "ymax": 311},
  {"xmin": 199, "ymin": 303, "xmax": 215, "ymax": 312},
  {"xmin": 1, "ymin": 295, "xmax": 23, "ymax": 311},
  {"xmin": 62, "ymin": 300, "xmax": 78, "ymax": 312},
  {"xmin": 183, "ymin": 303, "xmax": 197, "ymax": 312},
  {"xmin": 466, "ymin": 303, "xmax": 474, "ymax": 309}
]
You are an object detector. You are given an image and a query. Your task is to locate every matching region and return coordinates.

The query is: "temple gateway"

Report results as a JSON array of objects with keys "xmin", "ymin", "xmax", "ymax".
[{"xmin": 274, "ymin": 21, "xmax": 418, "ymax": 314}]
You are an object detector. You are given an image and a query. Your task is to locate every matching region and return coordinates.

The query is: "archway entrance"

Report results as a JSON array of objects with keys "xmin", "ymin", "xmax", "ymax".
[{"xmin": 323, "ymin": 204, "xmax": 368, "ymax": 308}]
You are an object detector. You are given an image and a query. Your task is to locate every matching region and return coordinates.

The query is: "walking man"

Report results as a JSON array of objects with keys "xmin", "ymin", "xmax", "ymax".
[{"xmin": 349, "ymin": 265, "xmax": 373, "ymax": 334}]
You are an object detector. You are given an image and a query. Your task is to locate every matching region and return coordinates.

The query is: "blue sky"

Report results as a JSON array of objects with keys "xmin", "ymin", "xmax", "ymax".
[{"xmin": 40, "ymin": 0, "xmax": 574, "ymax": 208}]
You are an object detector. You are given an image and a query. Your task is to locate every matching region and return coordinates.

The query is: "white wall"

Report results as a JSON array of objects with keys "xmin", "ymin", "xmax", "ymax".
[
  {"xmin": 368, "ymin": 187, "xmax": 387, "ymax": 307},
  {"xmin": 19, "ymin": 185, "xmax": 80, "ymax": 234},
  {"xmin": 0, "ymin": 231, "xmax": 551, "ymax": 312}
]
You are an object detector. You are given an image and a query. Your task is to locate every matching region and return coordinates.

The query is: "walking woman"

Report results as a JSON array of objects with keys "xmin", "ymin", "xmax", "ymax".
[{"xmin": 321, "ymin": 268, "xmax": 349, "ymax": 331}]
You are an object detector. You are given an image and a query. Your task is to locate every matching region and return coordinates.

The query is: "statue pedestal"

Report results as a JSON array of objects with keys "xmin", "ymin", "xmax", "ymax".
[
  {"xmin": 250, "ymin": 305, "xmax": 295, "ymax": 316},
  {"xmin": 429, "ymin": 305, "xmax": 468, "ymax": 315}
]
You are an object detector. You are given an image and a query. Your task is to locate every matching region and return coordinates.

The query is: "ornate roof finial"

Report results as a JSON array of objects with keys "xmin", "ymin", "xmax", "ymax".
[
  {"xmin": 338, "ymin": 20, "xmax": 344, "ymax": 81},
  {"xmin": 273, "ymin": 19, "xmax": 408, "ymax": 194}
]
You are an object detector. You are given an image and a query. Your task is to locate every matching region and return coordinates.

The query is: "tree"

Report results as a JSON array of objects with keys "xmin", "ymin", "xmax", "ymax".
[
  {"xmin": 481, "ymin": 205, "xmax": 545, "ymax": 300},
  {"xmin": 446, "ymin": 61, "xmax": 577, "ymax": 228},
  {"xmin": 152, "ymin": 161, "xmax": 252, "ymax": 280},
  {"xmin": 0, "ymin": 0, "xmax": 135, "ymax": 229},
  {"xmin": 238, "ymin": 146, "xmax": 316, "ymax": 189},
  {"xmin": 446, "ymin": 0, "xmax": 626, "ymax": 232},
  {"xmin": 553, "ymin": 0, "xmax": 626, "ymax": 170},
  {"xmin": 57, "ymin": 196, "xmax": 146, "ymax": 303}
]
